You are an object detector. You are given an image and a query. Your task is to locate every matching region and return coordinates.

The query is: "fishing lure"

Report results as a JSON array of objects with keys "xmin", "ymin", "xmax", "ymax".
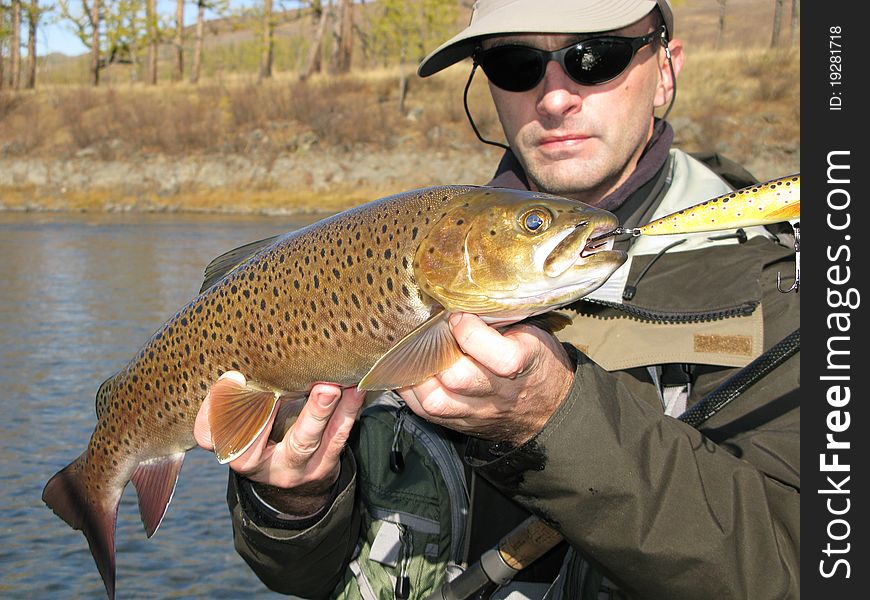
[
  {"xmin": 631, "ymin": 173, "xmax": 800, "ymax": 236},
  {"xmin": 587, "ymin": 173, "xmax": 801, "ymax": 291}
]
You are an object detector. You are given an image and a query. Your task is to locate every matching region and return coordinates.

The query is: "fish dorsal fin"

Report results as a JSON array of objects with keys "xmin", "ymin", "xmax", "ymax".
[
  {"xmin": 200, "ymin": 235, "xmax": 281, "ymax": 293},
  {"xmin": 207, "ymin": 375, "xmax": 283, "ymax": 463},
  {"xmin": 359, "ymin": 311, "xmax": 464, "ymax": 391},
  {"xmin": 131, "ymin": 452, "xmax": 185, "ymax": 538},
  {"xmin": 518, "ymin": 311, "xmax": 573, "ymax": 333}
]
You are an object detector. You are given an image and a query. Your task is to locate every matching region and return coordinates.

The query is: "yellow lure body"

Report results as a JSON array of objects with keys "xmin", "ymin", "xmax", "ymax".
[{"xmin": 638, "ymin": 173, "xmax": 800, "ymax": 236}]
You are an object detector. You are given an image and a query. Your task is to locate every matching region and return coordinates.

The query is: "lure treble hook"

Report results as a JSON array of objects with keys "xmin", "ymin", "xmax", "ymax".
[{"xmin": 777, "ymin": 223, "xmax": 800, "ymax": 293}]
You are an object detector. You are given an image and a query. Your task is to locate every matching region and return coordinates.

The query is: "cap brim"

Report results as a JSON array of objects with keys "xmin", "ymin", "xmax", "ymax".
[{"xmin": 418, "ymin": 0, "xmax": 665, "ymax": 77}]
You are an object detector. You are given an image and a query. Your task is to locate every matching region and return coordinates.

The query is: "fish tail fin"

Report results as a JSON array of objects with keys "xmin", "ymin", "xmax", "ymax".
[
  {"xmin": 42, "ymin": 453, "xmax": 119, "ymax": 600},
  {"xmin": 131, "ymin": 452, "xmax": 185, "ymax": 538}
]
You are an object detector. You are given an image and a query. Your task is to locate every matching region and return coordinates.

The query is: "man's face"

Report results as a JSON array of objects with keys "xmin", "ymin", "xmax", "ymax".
[{"xmin": 484, "ymin": 16, "xmax": 681, "ymax": 205}]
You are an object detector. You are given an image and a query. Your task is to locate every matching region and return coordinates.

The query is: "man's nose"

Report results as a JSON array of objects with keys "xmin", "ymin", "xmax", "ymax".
[{"xmin": 536, "ymin": 60, "xmax": 583, "ymax": 118}]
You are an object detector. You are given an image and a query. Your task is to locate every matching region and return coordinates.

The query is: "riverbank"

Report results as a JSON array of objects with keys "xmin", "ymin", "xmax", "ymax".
[{"xmin": 0, "ymin": 146, "xmax": 501, "ymax": 214}]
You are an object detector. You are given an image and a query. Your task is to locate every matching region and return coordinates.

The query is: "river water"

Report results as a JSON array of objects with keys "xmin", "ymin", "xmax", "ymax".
[{"xmin": 0, "ymin": 211, "xmax": 327, "ymax": 599}]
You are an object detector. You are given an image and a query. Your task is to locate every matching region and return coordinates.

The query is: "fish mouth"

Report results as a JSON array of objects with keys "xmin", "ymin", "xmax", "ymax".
[
  {"xmin": 543, "ymin": 216, "xmax": 625, "ymax": 278},
  {"xmin": 580, "ymin": 224, "xmax": 617, "ymax": 258}
]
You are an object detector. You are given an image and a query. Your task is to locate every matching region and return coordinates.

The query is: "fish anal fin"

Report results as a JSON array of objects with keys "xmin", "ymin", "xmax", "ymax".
[
  {"xmin": 518, "ymin": 311, "xmax": 573, "ymax": 333},
  {"xmin": 131, "ymin": 453, "xmax": 185, "ymax": 538},
  {"xmin": 42, "ymin": 454, "xmax": 119, "ymax": 599},
  {"xmin": 359, "ymin": 312, "xmax": 463, "ymax": 391},
  {"xmin": 200, "ymin": 234, "xmax": 282, "ymax": 293},
  {"xmin": 207, "ymin": 375, "xmax": 281, "ymax": 464}
]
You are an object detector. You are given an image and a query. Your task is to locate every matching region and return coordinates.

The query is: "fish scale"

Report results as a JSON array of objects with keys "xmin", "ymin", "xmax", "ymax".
[{"xmin": 42, "ymin": 185, "xmax": 626, "ymax": 599}]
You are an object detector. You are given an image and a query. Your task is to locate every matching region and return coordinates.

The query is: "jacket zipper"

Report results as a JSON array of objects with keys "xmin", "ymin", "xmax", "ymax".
[{"xmin": 580, "ymin": 297, "xmax": 758, "ymax": 324}]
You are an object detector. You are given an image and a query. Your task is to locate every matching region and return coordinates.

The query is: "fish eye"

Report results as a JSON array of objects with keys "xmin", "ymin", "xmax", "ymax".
[{"xmin": 520, "ymin": 208, "xmax": 551, "ymax": 234}]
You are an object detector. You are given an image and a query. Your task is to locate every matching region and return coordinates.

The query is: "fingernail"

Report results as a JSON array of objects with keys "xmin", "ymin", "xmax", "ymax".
[{"xmin": 317, "ymin": 389, "xmax": 341, "ymax": 408}]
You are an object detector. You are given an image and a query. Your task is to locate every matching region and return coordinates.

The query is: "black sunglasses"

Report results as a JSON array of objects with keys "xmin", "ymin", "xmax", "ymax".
[{"xmin": 474, "ymin": 26, "xmax": 666, "ymax": 92}]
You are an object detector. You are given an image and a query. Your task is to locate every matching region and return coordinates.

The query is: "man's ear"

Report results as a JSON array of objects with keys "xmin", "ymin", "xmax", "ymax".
[{"xmin": 655, "ymin": 37, "xmax": 684, "ymax": 109}]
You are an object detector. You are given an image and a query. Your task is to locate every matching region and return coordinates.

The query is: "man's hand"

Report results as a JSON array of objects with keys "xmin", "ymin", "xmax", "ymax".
[
  {"xmin": 398, "ymin": 313, "xmax": 574, "ymax": 446},
  {"xmin": 194, "ymin": 371, "xmax": 366, "ymax": 514}
]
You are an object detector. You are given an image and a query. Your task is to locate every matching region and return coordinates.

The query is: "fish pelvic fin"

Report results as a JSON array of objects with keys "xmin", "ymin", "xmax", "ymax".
[
  {"xmin": 359, "ymin": 311, "xmax": 464, "ymax": 391},
  {"xmin": 42, "ymin": 453, "xmax": 119, "ymax": 600},
  {"xmin": 131, "ymin": 453, "xmax": 185, "ymax": 538},
  {"xmin": 207, "ymin": 375, "xmax": 282, "ymax": 463}
]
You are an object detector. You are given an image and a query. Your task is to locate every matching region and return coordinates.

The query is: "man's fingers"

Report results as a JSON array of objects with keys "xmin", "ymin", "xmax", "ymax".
[
  {"xmin": 319, "ymin": 388, "xmax": 367, "ymax": 463},
  {"xmin": 193, "ymin": 392, "xmax": 214, "ymax": 451},
  {"xmin": 449, "ymin": 313, "xmax": 528, "ymax": 378},
  {"xmin": 283, "ymin": 384, "xmax": 342, "ymax": 460}
]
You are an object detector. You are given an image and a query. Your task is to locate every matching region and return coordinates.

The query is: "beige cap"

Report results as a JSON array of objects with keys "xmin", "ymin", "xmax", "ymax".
[{"xmin": 418, "ymin": 0, "xmax": 673, "ymax": 77}]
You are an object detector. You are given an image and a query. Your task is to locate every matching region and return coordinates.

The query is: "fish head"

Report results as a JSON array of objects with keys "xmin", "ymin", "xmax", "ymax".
[{"xmin": 415, "ymin": 187, "xmax": 626, "ymax": 319}]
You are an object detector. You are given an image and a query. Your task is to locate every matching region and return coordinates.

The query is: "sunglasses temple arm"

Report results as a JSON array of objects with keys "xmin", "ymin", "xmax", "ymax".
[
  {"xmin": 660, "ymin": 31, "xmax": 677, "ymax": 122},
  {"xmin": 464, "ymin": 63, "xmax": 512, "ymax": 152}
]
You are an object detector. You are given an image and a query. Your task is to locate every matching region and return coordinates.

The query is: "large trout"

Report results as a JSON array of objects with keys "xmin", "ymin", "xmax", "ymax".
[{"xmin": 43, "ymin": 185, "xmax": 626, "ymax": 598}]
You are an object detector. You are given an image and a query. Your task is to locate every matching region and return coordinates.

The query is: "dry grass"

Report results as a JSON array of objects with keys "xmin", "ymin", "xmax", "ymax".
[{"xmin": 1, "ymin": 45, "xmax": 798, "ymax": 170}]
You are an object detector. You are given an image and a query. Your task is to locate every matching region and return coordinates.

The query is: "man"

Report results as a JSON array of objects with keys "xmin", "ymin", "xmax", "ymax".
[{"xmin": 195, "ymin": 1, "xmax": 800, "ymax": 597}]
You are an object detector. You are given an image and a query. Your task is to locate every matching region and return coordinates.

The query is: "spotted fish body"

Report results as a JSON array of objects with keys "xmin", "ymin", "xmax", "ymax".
[
  {"xmin": 638, "ymin": 173, "xmax": 800, "ymax": 235},
  {"xmin": 43, "ymin": 185, "xmax": 625, "ymax": 599}
]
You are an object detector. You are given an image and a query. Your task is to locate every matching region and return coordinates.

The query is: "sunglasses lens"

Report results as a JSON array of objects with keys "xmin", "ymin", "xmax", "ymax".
[
  {"xmin": 479, "ymin": 46, "xmax": 544, "ymax": 92},
  {"xmin": 565, "ymin": 40, "xmax": 635, "ymax": 85}
]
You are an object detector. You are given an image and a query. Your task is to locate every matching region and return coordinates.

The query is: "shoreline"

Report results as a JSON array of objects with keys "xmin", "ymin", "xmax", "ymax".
[{"xmin": 0, "ymin": 147, "xmax": 500, "ymax": 215}]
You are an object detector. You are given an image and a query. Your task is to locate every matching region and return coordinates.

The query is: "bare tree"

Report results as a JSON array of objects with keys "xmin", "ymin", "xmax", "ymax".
[
  {"xmin": 300, "ymin": 0, "xmax": 329, "ymax": 81},
  {"xmin": 25, "ymin": 0, "xmax": 39, "ymax": 88},
  {"xmin": 10, "ymin": 0, "xmax": 20, "ymax": 88},
  {"xmin": 329, "ymin": 0, "xmax": 352, "ymax": 73},
  {"xmin": 770, "ymin": 0, "xmax": 783, "ymax": 48},
  {"xmin": 259, "ymin": 0, "xmax": 273, "ymax": 80},
  {"xmin": 715, "ymin": 0, "xmax": 727, "ymax": 49},
  {"xmin": 790, "ymin": 0, "xmax": 799, "ymax": 46},
  {"xmin": 90, "ymin": 0, "xmax": 100, "ymax": 85},
  {"xmin": 146, "ymin": 0, "xmax": 157, "ymax": 84},
  {"xmin": 190, "ymin": 0, "xmax": 206, "ymax": 83},
  {"xmin": 173, "ymin": 0, "xmax": 184, "ymax": 81}
]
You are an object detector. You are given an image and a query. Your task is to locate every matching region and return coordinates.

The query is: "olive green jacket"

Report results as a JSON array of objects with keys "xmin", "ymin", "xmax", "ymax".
[{"xmin": 225, "ymin": 149, "xmax": 800, "ymax": 599}]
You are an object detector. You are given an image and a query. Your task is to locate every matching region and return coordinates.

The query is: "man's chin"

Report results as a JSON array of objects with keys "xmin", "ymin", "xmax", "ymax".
[{"xmin": 527, "ymin": 167, "xmax": 604, "ymax": 200}]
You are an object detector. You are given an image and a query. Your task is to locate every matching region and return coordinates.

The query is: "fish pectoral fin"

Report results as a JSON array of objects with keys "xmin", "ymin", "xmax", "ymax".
[
  {"xmin": 200, "ymin": 234, "xmax": 282, "ymax": 293},
  {"xmin": 359, "ymin": 311, "xmax": 463, "ymax": 391},
  {"xmin": 207, "ymin": 375, "xmax": 282, "ymax": 464},
  {"xmin": 517, "ymin": 311, "xmax": 573, "ymax": 333},
  {"xmin": 131, "ymin": 452, "xmax": 185, "ymax": 538}
]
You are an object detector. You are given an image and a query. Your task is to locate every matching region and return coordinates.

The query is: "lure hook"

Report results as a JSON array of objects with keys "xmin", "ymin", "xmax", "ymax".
[{"xmin": 777, "ymin": 222, "xmax": 800, "ymax": 293}]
